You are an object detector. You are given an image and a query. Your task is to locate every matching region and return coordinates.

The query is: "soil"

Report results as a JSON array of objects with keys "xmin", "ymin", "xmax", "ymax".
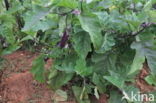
[
  {"xmin": 0, "ymin": 51, "xmax": 74, "ymax": 103},
  {"xmin": 0, "ymin": 50, "xmax": 155, "ymax": 103}
]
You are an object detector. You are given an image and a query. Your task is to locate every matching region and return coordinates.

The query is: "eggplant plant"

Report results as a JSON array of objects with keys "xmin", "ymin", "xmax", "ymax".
[{"xmin": 0, "ymin": 0, "xmax": 156, "ymax": 102}]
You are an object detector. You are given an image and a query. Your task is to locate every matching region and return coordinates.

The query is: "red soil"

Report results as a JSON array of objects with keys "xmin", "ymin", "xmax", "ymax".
[{"xmin": 0, "ymin": 51, "xmax": 53, "ymax": 103}]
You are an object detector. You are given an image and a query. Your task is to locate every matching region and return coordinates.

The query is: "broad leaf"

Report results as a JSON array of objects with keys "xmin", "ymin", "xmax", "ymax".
[
  {"xmin": 48, "ymin": 71, "xmax": 73, "ymax": 90},
  {"xmin": 22, "ymin": 5, "xmax": 54, "ymax": 34},
  {"xmin": 75, "ymin": 58, "xmax": 93, "ymax": 77},
  {"xmin": 97, "ymin": 33, "xmax": 115, "ymax": 53},
  {"xmin": 54, "ymin": 53, "xmax": 78, "ymax": 73},
  {"xmin": 131, "ymin": 41, "xmax": 156, "ymax": 76},
  {"xmin": 104, "ymin": 73, "xmax": 125, "ymax": 89},
  {"xmin": 91, "ymin": 52, "xmax": 117, "ymax": 75},
  {"xmin": 73, "ymin": 31, "xmax": 91, "ymax": 58},
  {"xmin": 128, "ymin": 51, "xmax": 145, "ymax": 76},
  {"xmin": 78, "ymin": 15, "xmax": 103, "ymax": 49}
]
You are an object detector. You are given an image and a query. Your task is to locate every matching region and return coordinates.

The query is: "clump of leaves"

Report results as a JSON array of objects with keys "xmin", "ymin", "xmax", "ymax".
[{"xmin": 1, "ymin": 0, "xmax": 156, "ymax": 103}]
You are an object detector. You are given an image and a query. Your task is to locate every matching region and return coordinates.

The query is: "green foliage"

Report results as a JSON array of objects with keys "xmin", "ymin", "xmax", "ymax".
[
  {"xmin": 72, "ymin": 86, "xmax": 90, "ymax": 103},
  {"xmin": 54, "ymin": 0, "xmax": 78, "ymax": 9},
  {"xmin": 1, "ymin": 0, "xmax": 156, "ymax": 102},
  {"xmin": 78, "ymin": 15, "xmax": 103, "ymax": 49},
  {"xmin": 73, "ymin": 31, "xmax": 91, "ymax": 58},
  {"xmin": 145, "ymin": 74, "xmax": 156, "ymax": 85},
  {"xmin": 48, "ymin": 71, "xmax": 73, "ymax": 90},
  {"xmin": 75, "ymin": 58, "xmax": 92, "ymax": 77},
  {"xmin": 31, "ymin": 55, "xmax": 45, "ymax": 83},
  {"xmin": 22, "ymin": 5, "xmax": 55, "ymax": 34}
]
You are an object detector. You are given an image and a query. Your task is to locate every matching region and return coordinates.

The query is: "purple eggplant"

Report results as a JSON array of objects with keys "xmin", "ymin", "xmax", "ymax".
[{"xmin": 58, "ymin": 30, "xmax": 69, "ymax": 48}]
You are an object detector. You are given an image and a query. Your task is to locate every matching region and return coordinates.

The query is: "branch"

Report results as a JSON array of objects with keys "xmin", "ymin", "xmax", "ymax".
[
  {"xmin": 15, "ymin": 13, "xmax": 24, "ymax": 30},
  {"xmin": 80, "ymin": 0, "xmax": 83, "ymax": 12},
  {"xmin": 120, "ymin": 22, "xmax": 156, "ymax": 38}
]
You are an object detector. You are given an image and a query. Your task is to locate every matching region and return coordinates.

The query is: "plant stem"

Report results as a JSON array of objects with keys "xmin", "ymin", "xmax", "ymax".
[{"xmin": 4, "ymin": 0, "xmax": 9, "ymax": 10}]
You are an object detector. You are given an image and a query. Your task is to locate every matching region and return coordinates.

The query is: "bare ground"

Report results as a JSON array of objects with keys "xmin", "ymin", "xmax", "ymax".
[{"xmin": 0, "ymin": 51, "xmax": 75, "ymax": 103}]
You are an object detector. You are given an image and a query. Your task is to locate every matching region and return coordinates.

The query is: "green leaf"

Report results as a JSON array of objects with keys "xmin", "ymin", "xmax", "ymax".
[
  {"xmin": 48, "ymin": 69, "xmax": 58, "ymax": 79},
  {"xmin": 145, "ymin": 74, "xmax": 156, "ymax": 85},
  {"xmin": 54, "ymin": 53, "xmax": 77, "ymax": 73},
  {"xmin": 94, "ymin": 12, "xmax": 109, "ymax": 27},
  {"xmin": 91, "ymin": 52, "xmax": 117, "ymax": 75},
  {"xmin": 97, "ymin": 33, "xmax": 115, "ymax": 53},
  {"xmin": 48, "ymin": 71, "xmax": 73, "ymax": 90},
  {"xmin": 31, "ymin": 55, "xmax": 45, "ymax": 83},
  {"xmin": 7, "ymin": 1, "xmax": 24, "ymax": 14},
  {"xmin": 149, "ymin": 10, "xmax": 156, "ymax": 22},
  {"xmin": 53, "ymin": 0, "xmax": 78, "ymax": 9},
  {"xmin": 104, "ymin": 74, "xmax": 125, "ymax": 89},
  {"xmin": 0, "ymin": 14, "xmax": 16, "ymax": 44},
  {"xmin": 97, "ymin": 0, "xmax": 113, "ymax": 9},
  {"xmin": 121, "ymin": 86, "xmax": 140, "ymax": 102},
  {"xmin": 32, "ymin": 0, "xmax": 53, "ymax": 6},
  {"xmin": 58, "ymin": 16, "xmax": 66, "ymax": 35},
  {"xmin": 20, "ymin": 35, "xmax": 34, "ymax": 42},
  {"xmin": 143, "ymin": 0, "xmax": 152, "ymax": 11},
  {"xmin": 128, "ymin": 51, "xmax": 145, "ymax": 76},
  {"xmin": 1, "ymin": 44, "xmax": 20, "ymax": 55},
  {"xmin": 73, "ymin": 31, "xmax": 91, "ymax": 58},
  {"xmin": 78, "ymin": 15, "xmax": 103, "ymax": 49},
  {"xmin": 109, "ymin": 91, "xmax": 127, "ymax": 103},
  {"xmin": 75, "ymin": 58, "xmax": 93, "ymax": 77},
  {"xmin": 22, "ymin": 5, "xmax": 54, "ymax": 33},
  {"xmin": 72, "ymin": 86, "xmax": 90, "ymax": 103},
  {"xmin": 86, "ymin": 0, "xmax": 94, "ymax": 4},
  {"xmin": 92, "ymin": 73, "xmax": 106, "ymax": 93},
  {"xmin": 131, "ymin": 41, "xmax": 156, "ymax": 76}
]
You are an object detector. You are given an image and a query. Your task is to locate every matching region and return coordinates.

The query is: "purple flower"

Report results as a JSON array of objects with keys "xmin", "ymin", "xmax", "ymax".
[{"xmin": 72, "ymin": 9, "xmax": 81, "ymax": 15}]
